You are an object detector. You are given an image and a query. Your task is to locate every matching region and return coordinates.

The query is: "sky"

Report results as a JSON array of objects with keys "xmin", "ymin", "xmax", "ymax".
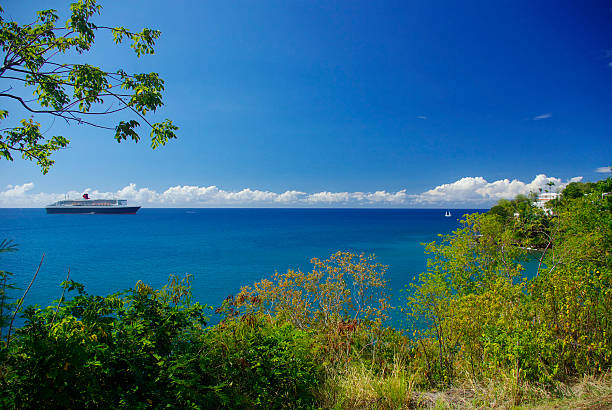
[{"xmin": 1, "ymin": 0, "xmax": 611, "ymax": 207}]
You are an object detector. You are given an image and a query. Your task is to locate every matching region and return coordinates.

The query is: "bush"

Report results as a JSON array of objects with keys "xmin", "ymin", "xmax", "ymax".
[
  {"xmin": 530, "ymin": 264, "xmax": 612, "ymax": 379},
  {"xmin": 229, "ymin": 251, "xmax": 393, "ymax": 370},
  {"xmin": 172, "ymin": 315, "xmax": 322, "ymax": 409},
  {"xmin": 0, "ymin": 276, "xmax": 322, "ymax": 409},
  {"xmin": 0, "ymin": 276, "xmax": 208, "ymax": 408},
  {"xmin": 405, "ymin": 190, "xmax": 612, "ymax": 388}
]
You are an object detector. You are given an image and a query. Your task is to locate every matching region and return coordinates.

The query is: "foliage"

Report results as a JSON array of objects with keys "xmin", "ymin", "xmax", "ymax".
[
  {"xmin": 489, "ymin": 193, "xmax": 536, "ymax": 220},
  {"xmin": 231, "ymin": 251, "xmax": 391, "ymax": 329},
  {"xmin": 227, "ymin": 251, "xmax": 393, "ymax": 369},
  {"xmin": 489, "ymin": 193, "xmax": 551, "ymax": 249},
  {"xmin": 170, "ymin": 314, "xmax": 322, "ymax": 409},
  {"xmin": 0, "ymin": 275, "xmax": 208, "ymax": 408},
  {"xmin": 222, "ymin": 248, "xmax": 411, "ymax": 406},
  {"xmin": 550, "ymin": 187, "xmax": 612, "ymax": 269},
  {"xmin": 530, "ymin": 263, "xmax": 611, "ymax": 379},
  {"xmin": 0, "ymin": 275, "xmax": 323, "ymax": 408},
  {"xmin": 528, "ymin": 189, "xmax": 612, "ymax": 379},
  {"xmin": 405, "ymin": 185, "xmax": 612, "ymax": 389},
  {"xmin": 561, "ymin": 177, "xmax": 612, "ymax": 200},
  {"xmin": 404, "ymin": 212, "xmax": 529, "ymax": 386},
  {"xmin": 0, "ymin": 0, "xmax": 177, "ymax": 173}
]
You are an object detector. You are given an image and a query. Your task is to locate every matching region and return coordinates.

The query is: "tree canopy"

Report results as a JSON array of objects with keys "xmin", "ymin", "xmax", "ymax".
[
  {"xmin": 561, "ymin": 178, "xmax": 612, "ymax": 200},
  {"xmin": 0, "ymin": 0, "xmax": 178, "ymax": 173}
]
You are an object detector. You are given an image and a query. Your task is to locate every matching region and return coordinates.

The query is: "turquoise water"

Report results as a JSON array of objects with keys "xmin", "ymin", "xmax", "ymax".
[{"xmin": 0, "ymin": 208, "xmax": 483, "ymax": 322}]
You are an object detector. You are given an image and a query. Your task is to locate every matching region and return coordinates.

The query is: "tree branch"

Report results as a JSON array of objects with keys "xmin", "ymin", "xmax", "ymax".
[{"xmin": 105, "ymin": 89, "xmax": 153, "ymax": 128}]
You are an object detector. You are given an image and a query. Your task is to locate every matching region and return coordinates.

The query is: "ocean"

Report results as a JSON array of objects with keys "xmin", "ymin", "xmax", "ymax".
[{"xmin": 0, "ymin": 208, "xmax": 483, "ymax": 324}]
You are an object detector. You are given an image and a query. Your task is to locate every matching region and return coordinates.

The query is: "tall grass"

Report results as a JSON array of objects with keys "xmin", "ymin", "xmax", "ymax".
[{"xmin": 318, "ymin": 356, "xmax": 417, "ymax": 409}]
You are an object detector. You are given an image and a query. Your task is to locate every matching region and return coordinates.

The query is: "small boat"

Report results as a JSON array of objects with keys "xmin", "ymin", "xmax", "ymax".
[
  {"xmin": 45, "ymin": 193, "xmax": 140, "ymax": 214},
  {"xmin": 444, "ymin": 210, "xmax": 451, "ymax": 217}
]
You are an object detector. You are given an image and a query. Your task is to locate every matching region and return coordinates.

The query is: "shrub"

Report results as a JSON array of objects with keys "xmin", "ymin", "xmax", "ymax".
[
  {"xmin": 404, "ymin": 213, "xmax": 529, "ymax": 387},
  {"xmin": 0, "ymin": 275, "xmax": 209, "ymax": 408},
  {"xmin": 165, "ymin": 314, "xmax": 322, "ymax": 408},
  {"xmin": 228, "ymin": 251, "xmax": 393, "ymax": 370},
  {"xmin": 405, "ymin": 190, "xmax": 612, "ymax": 388},
  {"xmin": 530, "ymin": 263, "xmax": 612, "ymax": 379},
  {"xmin": 0, "ymin": 274, "xmax": 323, "ymax": 408}
]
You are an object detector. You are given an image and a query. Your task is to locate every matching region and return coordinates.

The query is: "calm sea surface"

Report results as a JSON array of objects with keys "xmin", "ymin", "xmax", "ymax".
[{"xmin": 0, "ymin": 208, "xmax": 484, "ymax": 323}]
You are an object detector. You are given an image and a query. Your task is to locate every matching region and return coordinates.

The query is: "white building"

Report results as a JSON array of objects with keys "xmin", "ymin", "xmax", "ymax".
[{"xmin": 534, "ymin": 192, "xmax": 559, "ymax": 213}]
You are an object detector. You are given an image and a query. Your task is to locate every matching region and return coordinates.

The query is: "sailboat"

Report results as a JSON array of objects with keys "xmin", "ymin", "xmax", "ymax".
[{"xmin": 444, "ymin": 210, "xmax": 451, "ymax": 217}]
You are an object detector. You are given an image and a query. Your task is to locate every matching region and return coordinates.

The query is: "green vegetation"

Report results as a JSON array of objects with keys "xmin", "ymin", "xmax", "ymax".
[
  {"xmin": 405, "ymin": 182, "xmax": 611, "ymax": 391},
  {"xmin": 0, "ymin": 0, "xmax": 177, "ymax": 173},
  {"xmin": 562, "ymin": 178, "xmax": 612, "ymax": 201},
  {"xmin": 0, "ymin": 179, "xmax": 610, "ymax": 408}
]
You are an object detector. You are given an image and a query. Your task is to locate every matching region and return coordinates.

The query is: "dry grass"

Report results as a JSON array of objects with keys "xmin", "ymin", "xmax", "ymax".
[
  {"xmin": 528, "ymin": 373, "xmax": 612, "ymax": 410},
  {"xmin": 414, "ymin": 372, "xmax": 611, "ymax": 409},
  {"xmin": 316, "ymin": 359, "xmax": 611, "ymax": 410}
]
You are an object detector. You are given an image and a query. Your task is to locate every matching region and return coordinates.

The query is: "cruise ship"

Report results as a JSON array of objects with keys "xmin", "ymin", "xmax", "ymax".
[{"xmin": 45, "ymin": 194, "xmax": 141, "ymax": 214}]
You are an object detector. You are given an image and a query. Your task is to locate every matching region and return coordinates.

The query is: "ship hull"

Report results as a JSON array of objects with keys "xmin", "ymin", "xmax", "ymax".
[{"xmin": 45, "ymin": 206, "xmax": 141, "ymax": 214}]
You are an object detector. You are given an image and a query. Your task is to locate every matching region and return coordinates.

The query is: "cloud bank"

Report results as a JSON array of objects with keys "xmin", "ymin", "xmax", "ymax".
[
  {"xmin": 0, "ymin": 174, "xmax": 584, "ymax": 208},
  {"xmin": 414, "ymin": 175, "xmax": 582, "ymax": 206}
]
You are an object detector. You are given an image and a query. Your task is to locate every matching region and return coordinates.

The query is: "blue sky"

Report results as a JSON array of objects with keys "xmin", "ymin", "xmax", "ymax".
[{"xmin": 1, "ymin": 0, "xmax": 611, "ymax": 207}]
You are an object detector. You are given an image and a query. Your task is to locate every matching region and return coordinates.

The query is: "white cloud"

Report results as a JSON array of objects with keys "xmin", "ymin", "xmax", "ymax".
[
  {"xmin": 351, "ymin": 190, "xmax": 408, "ymax": 203},
  {"xmin": 0, "ymin": 183, "xmax": 63, "ymax": 207},
  {"xmin": 275, "ymin": 190, "xmax": 306, "ymax": 203},
  {"xmin": 0, "ymin": 183, "xmax": 408, "ymax": 208},
  {"xmin": 416, "ymin": 115, "xmax": 427, "ymax": 120},
  {"xmin": 2, "ymin": 183, "xmax": 34, "ymax": 197},
  {"xmin": 415, "ymin": 174, "xmax": 582, "ymax": 205},
  {"xmin": 0, "ymin": 175, "xmax": 584, "ymax": 208},
  {"xmin": 595, "ymin": 166, "xmax": 611, "ymax": 173},
  {"xmin": 533, "ymin": 113, "xmax": 552, "ymax": 120},
  {"xmin": 304, "ymin": 190, "xmax": 408, "ymax": 204},
  {"xmin": 306, "ymin": 191, "xmax": 350, "ymax": 203}
]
